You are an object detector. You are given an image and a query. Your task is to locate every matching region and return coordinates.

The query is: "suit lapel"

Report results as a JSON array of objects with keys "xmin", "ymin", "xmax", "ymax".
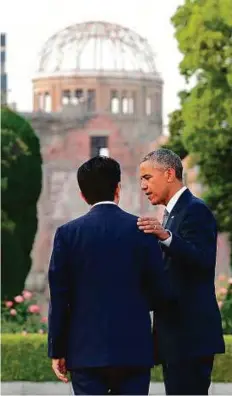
[
  {"xmin": 161, "ymin": 189, "xmax": 193, "ymax": 263},
  {"xmin": 165, "ymin": 214, "xmax": 176, "ymax": 231},
  {"xmin": 165, "ymin": 188, "xmax": 192, "ymax": 231}
]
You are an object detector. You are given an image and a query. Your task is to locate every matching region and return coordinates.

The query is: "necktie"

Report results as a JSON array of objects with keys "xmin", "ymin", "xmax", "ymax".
[{"xmin": 162, "ymin": 208, "xmax": 169, "ymax": 228}]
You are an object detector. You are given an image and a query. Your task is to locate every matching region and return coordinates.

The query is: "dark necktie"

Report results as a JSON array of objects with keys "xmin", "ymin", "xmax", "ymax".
[{"xmin": 162, "ymin": 208, "xmax": 169, "ymax": 228}]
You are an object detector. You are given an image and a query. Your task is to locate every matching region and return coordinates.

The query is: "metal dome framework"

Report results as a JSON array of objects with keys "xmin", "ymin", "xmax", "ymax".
[{"xmin": 38, "ymin": 21, "xmax": 158, "ymax": 75}]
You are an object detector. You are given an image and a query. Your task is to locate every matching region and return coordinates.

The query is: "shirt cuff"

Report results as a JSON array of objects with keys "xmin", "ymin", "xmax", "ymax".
[{"xmin": 160, "ymin": 231, "xmax": 172, "ymax": 247}]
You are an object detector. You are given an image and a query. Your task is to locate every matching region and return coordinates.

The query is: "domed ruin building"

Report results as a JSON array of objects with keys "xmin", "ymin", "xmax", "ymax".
[{"xmin": 24, "ymin": 21, "xmax": 163, "ymax": 308}]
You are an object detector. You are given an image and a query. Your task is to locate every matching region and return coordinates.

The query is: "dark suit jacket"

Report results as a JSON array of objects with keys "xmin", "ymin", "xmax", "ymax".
[
  {"xmin": 48, "ymin": 203, "xmax": 173, "ymax": 369},
  {"xmin": 155, "ymin": 189, "xmax": 225, "ymax": 363}
]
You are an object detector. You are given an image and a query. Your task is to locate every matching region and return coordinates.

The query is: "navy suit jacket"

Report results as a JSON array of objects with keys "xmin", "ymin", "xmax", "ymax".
[
  {"xmin": 155, "ymin": 189, "xmax": 225, "ymax": 363},
  {"xmin": 48, "ymin": 203, "xmax": 173, "ymax": 369}
]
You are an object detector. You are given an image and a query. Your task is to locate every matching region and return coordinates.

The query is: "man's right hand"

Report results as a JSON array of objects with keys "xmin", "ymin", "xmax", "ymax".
[
  {"xmin": 52, "ymin": 358, "xmax": 68, "ymax": 383},
  {"xmin": 137, "ymin": 216, "xmax": 170, "ymax": 241}
]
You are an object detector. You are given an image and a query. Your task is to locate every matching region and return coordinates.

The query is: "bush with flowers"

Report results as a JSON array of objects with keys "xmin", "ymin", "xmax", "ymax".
[
  {"xmin": 1, "ymin": 290, "xmax": 48, "ymax": 334},
  {"xmin": 2, "ymin": 276, "xmax": 231, "ymax": 335},
  {"xmin": 215, "ymin": 274, "xmax": 232, "ymax": 334}
]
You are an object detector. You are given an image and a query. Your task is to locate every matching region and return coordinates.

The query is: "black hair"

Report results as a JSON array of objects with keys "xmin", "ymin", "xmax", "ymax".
[{"xmin": 77, "ymin": 156, "xmax": 121, "ymax": 205}]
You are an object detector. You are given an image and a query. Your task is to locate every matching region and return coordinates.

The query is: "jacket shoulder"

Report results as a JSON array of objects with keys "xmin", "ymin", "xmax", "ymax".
[
  {"xmin": 188, "ymin": 195, "xmax": 212, "ymax": 212},
  {"xmin": 118, "ymin": 208, "xmax": 139, "ymax": 222},
  {"xmin": 57, "ymin": 214, "xmax": 88, "ymax": 235},
  {"xmin": 119, "ymin": 209, "xmax": 159, "ymax": 245},
  {"xmin": 185, "ymin": 195, "xmax": 216, "ymax": 223},
  {"xmin": 118, "ymin": 209, "xmax": 146, "ymax": 233}
]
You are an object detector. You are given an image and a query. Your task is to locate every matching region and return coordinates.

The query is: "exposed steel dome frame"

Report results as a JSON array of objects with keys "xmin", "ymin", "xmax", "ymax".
[{"xmin": 37, "ymin": 21, "xmax": 158, "ymax": 75}]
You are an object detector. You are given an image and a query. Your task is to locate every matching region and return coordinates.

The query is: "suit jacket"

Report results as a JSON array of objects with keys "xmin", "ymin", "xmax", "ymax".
[
  {"xmin": 155, "ymin": 189, "xmax": 225, "ymax": 363},
  {"xmin": 48, "ymin": 203, "xmax": 174, "ymax": 369}
]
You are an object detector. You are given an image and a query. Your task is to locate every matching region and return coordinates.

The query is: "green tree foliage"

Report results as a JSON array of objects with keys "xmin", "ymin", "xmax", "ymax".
[
  {"xmin": 163, "ymin": 109, "xmax": 187, "ymax": 160},
  {"xmin": 1, "ymin": 108, "xmax": 42, "ymax": 299},
  {"xmin": 168, "ymin": 0, "xmax": 232, "ymax": 331},
  {"xmin": 163, "ymin": 91, "xmax": 189, "ymax": 159},
  {"xmin": 168, "ymin": 0, "xmax": 232, "ymax": 237}
]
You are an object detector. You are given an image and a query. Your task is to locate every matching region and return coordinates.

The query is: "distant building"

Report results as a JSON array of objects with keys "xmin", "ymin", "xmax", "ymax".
[
  {"xmin": 24, "ymin": 21, "xmax": 164, "ymax": 310},
  {"xmin": 1, "ymin": 33, "xmax": 7, "ymax": 105}
]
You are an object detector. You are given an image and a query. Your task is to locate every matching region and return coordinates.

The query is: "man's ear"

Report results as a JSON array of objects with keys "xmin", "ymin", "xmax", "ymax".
[
  {"xmin": 116, "ymin": 182, "xmax": 121, "ymax": 195},
  {"xmin": 166, "ymin": 168, "xmax": 176, "ymax": 183},
  {"xmin": 80, "ymin": 191, "xmax": 87, "ymax": 203},
  {"xmin": 115, "ymin": 182, "xmax": 121, "ymax": 202}
]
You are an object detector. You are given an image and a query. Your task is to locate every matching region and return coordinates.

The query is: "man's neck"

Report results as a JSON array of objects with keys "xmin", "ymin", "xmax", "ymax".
[{"xmin": 165, "ymin": 184, "xmax": 185, "ymax": 206}]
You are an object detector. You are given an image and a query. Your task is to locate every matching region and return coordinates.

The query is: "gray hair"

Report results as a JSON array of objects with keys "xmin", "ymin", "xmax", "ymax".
[{"xmin": 142, "ymin": 148, "xmax": 183, "ymax": 181}]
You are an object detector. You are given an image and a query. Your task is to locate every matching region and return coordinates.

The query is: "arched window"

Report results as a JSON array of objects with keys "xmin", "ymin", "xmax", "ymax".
[
  {"xmin": 71, "ymin": 89, "xmax": 84, "ymax": 105},
  {"xmin": 128, "ymin": 97, "xmax": 134, "ymax": 114},
  {"xmin": 146, "ymin": 97, "xmax": 152, "ymax": 115},
  {"xmin": 90, "ymin": 136, "xmax": 109, "ymax": 158},
  {"xmin": 38, "ymin": 93, "xmax": 44, "ymax": 110},
  {"xmin": 44, "ymin": 92, "xmax": 51, "ymax": 112},
  {"xmin": 122, "ymin": 97, "xmax": 128, "ymax": 114},
  {"xmin": 111, "ymin": 91, "xmax": 119, "ymax": 114},
  {"xmin": 62, "ymin": 90, "xmax": 71, "ymax": 105}
]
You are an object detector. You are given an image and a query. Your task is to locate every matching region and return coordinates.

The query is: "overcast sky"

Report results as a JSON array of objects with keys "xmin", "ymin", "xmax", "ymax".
[{"xmin": 1, "ymin": 0, "xmax": 185, "ymax": 126}]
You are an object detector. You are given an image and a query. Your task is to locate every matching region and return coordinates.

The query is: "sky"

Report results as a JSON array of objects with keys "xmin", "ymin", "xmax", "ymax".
[{"xmin": 1, "ymin": 0, "xmax": 185, "ymax": 127}]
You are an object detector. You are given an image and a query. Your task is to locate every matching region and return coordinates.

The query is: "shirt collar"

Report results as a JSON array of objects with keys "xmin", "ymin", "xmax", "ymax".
[
  {"xmin": 91, "ymin": 201, "xmax": 117, "ymax": 208},
  {"xmin": 166, "ymin": 186, "xmax": 187, "ymax": 214}
]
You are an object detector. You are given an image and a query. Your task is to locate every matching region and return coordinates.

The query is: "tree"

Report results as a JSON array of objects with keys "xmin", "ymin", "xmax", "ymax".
[
  {"xmin": 1, "ymin": 108, "xmax": 42, "ymax": 299},
  {"xmin": 1, "ymin": 128, "xmax": 28, "ymax": 231},
  {"xmin": 163, "ymin": 91, "xmax": 189, "ymax": 159},
  {"xmin": 169, "ymin": 0, "xmax": 232, "ymax": 332},
  {"xmin": 171, "ymin": 0, "xmax": 232, "ymax": 238}
]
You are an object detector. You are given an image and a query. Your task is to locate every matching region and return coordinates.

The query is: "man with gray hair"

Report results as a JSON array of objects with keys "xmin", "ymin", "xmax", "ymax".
[{"xmin": 138, "ymin": 148, "xmax": 225, "ymax": 395}]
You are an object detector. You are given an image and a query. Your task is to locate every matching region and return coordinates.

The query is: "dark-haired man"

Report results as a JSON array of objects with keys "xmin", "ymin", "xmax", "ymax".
[
  {"xmin": 48, "ymin": 156, "xmax": 173, "ymax": 395},
  {"xmin": 138, "ymin": 148, "xmax": 225, "ymax": 395}
]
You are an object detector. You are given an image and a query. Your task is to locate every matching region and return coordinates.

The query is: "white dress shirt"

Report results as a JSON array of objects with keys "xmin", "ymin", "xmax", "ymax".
[
  {"xmin": 161, "ymin": 186, "xmax": 187, "ymax": 247},
  {"xmin": 91, "ymin": 201, "xmax": 117, "ymax": 208}
]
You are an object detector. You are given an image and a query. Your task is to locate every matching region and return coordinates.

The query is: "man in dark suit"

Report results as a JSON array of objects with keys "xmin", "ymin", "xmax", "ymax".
[
  {"xmin": 48, "ymin": 155, "xmax": 173, "ymax": 395},
  {"xmin": 138, "ymin": 148, "xmax": 225, "ymax": 395}
]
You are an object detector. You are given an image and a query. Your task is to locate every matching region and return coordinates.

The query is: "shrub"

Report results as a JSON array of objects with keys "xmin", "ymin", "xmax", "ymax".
[
  {"xmin": 221, "ymin": 289, "xmax": 232, "ymax": 335},
  {"xmin": 151, "ymin": 335, "xmax": 232, "ymax": 382},
  {"xmin": 1, "ymin": 291, "xmax": 47, "ymax": 334},
  {"xmin": 1, "ymin": 335, "xmax": 232, "ymax": 382},
  {"xmin": 1, "ymin": 334, "xmax": 52, "ymax": 382},
  {"xmin": 215, "ymin": 274, "xmax": 232, "ymax": 334}
]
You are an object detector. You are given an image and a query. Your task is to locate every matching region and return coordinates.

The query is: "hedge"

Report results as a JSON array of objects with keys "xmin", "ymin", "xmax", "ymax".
[{"xmin": 1, "ymin": 334, "xmax": 232, "ymax": 382}]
